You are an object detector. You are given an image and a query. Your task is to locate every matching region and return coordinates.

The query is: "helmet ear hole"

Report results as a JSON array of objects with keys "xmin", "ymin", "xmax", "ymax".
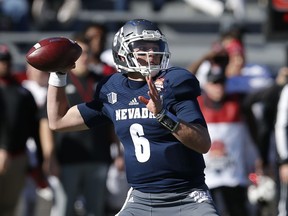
[{"xmin": 119, "ymin": 56, "xmax": 125, "ymax": 62}]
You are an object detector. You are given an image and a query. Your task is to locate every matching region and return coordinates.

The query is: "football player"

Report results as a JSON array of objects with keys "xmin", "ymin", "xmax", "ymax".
[
  {"xmin": 47, "ymin": 19, "xmax": 219, "ymax": 215},
  {"xmin": 275, "ymin": 82, "xmax": 288, "ymax": 216}
]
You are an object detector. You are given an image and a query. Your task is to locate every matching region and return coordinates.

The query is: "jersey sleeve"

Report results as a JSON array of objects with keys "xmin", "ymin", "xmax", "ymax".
[
  {"xmin": 161, "ymin": 67, "xmax": 206, "ymax": 126},
  {"xmin": 167, "ymin": 67, "xmax": 201, "ymax": 101},
  {"xmin": 171, "ymin": 69, "xmax": 201, "ymax": 100},
  {"xmin": 77, "ymin": 101, "xmax": 111, "ymax": 128},
  {"xmin": 173, "ymin": 99, "xmax": 207, "ymax": 127},
  {"xmin": 77, "ymin": 75, "xmax": 113, "ymax": 128}
]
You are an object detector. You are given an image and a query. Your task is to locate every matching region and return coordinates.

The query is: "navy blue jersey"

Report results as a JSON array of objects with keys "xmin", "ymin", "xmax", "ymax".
[{"xmin": 78, "ymin": 67, "xmax": 207, "ymax": 193}]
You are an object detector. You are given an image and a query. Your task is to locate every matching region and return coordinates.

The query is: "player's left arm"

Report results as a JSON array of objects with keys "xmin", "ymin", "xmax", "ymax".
[
  {"xmin": 139, "ymin": 75, "xmax": 211, "ymax": 154},
  {"xmin": 173, "ymin": 119, "xmax": 211, "ymax": 154}
]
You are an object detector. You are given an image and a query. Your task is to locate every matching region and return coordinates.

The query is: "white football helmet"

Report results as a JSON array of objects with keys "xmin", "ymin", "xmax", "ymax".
[{"xmin": 112, "ymin": 19, "xmax": 170, "ymax": 77}]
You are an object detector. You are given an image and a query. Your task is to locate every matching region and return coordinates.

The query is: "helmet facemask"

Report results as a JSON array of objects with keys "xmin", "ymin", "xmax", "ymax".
[{"xmin": 113, "ymin": 29, "xmax": 170, "ymax": 77}]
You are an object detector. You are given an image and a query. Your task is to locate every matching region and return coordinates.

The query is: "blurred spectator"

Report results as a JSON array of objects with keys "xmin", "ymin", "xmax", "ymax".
[
  {"xmin": 31, "ymin": 0, "xmax": 81, "ymax": 30},
  {"xmin": 22, "ymin": 64, "xmax": 49, "ymax": 107},
  {"xmin": 83, "ymin": 22, "xmax": 116, "ymax": 75},
  {"xmin": 33, "ymin": 70, "xmax": 65, "ymax": 216},
  {"xmin": 219, "ymin": 20, "xmax": 245, "ymax": 44},
  {"xmin": 219, "ymin": 23, "xmax": 274, "ymax": 93},
  {"xmin": 220, "ymin": 22, "xmax": 245, "ymax": 78},
  {"xmin": 198, "ymin": 65, "xmax": 261, "ymax": 216},
  {"xmin": 187, "ymin": 39, "xmax": 229, "ymax": 86},
  {"xmin": 187, "ymin": 23, "xmax": 245, "ymax": 84},
  {"xmin": 0, "ymin": 44, "xmax": 40, "ymax": 215},
  {"xmin": 105, "ymin": 142, "xmax": 129, "ymax": 214},
  {"xmin": 21, "ymin": 64, "xmax": 53, "ymax": 216},
  {"xmin": 243, "ymin": 67, "xmax": 288, "ymax": 216},
  {"xmin": 0, "ymin": 0, "xmax": 30, "ymax": 31},
  {"xmin": 275, "ymin": 81, "xmax": 288, "ymax": 216},
  {"xmin": 244, "ymin": 67, "xmax": 288, "ymax": 170},
  {"xmin": 188, "ymin": 23, "xmax": 274, "ymax": 93},
  {"xmin": 39, "ymin": 111, "xmax": 65, "ymax": 216},
  {"xmin": 188, "ymin": 25, "xmax": 277, "ymax": 215},
  {"xmin": 23, "ymin": 64, "xmax": 66, "ymax": 216},
  {"xmin": 51, "ymin": 33, "xmax": 119, "ymax": 216}
]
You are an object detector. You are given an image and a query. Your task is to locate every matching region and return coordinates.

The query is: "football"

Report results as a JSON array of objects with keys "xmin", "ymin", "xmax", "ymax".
[{"xmin": 26, "ymin": 37, "xmax": 82, "ymax": 72}]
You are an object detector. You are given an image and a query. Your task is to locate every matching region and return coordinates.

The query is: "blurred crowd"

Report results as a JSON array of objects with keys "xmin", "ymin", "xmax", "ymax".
[
  {"xmin": 0, "ymin": 1, "xmax": 288, "ymax": 216},
  {"xmin": 0, "ymin": 0, "xmax": 248, "ymax": 32},
  {"xmin": 187, "ymin": 23, "xmax": 288, "ymax": 216}
]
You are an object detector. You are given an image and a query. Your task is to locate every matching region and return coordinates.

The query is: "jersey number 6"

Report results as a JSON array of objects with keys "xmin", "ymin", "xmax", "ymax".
[{"xmin": 130, "ymin": 123, "xmax": 151, "ymax": 163}]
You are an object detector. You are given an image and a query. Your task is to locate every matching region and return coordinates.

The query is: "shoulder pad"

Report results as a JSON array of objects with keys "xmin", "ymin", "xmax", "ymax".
[{"xmin": 163, "ymin": 67, "xmax": 201, "ymax": 101}]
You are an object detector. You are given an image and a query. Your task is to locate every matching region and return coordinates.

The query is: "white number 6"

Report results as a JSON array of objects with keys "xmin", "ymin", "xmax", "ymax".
[{"xmin": 130, "ymin": 123, "xmax": 150, "ymax": 163}]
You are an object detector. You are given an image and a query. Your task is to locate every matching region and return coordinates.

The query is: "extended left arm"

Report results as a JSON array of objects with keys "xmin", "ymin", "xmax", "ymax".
[{"xmin": 172, "ymin": 121, "xmax": 211, "ymax": 153}]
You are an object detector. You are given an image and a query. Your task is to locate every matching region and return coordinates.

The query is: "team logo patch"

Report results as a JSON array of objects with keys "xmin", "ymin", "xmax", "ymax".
[
  {"xmin": 154, "ymin": 78, "xmax": 164, "ymax": 93},
  {"xmin": 107, "ymin": 92, "xmax": 117, "ymax": 104}
]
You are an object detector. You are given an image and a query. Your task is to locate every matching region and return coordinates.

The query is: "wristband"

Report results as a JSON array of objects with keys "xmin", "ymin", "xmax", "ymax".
[
  {"xmin": 156, "ymin": 109, "xmax": 180, "ymax": 132},
  {"xmin": 48, "ymin": 72, "xmax": 67, "ymax": 87}
]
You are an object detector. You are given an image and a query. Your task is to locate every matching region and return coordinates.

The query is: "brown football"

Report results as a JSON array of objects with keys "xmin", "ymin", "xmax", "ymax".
[{"xmin": 26, "ymin": 37, "xmax": 82, "ymax": 72}]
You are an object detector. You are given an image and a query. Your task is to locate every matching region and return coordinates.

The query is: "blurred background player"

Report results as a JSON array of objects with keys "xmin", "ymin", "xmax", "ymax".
[
  {"xmin": 20, "ymin": 63, "xmax": 52, "ymax": 216},
  {"xmin": 25, "ymin": 65, "xmax": 66, "ymax": 216},
  {"xmin": 83, "ymin": 22, "xmax": 116, "ymax": 75},
  {"xmin": 275, "ymin": 81, "xmax": 288, "ymax": 216},
  {"xmin": 105, "ymin": 145, "xmax": 129, "ymax": 214},
  {"xmin": 198, "ymin": 62, "xmax": 261, "ymax": 216},
  {"xmin": 243, "ymin": 67, "xmax": 288, "ymax": 216},
  {"xmin": 0, "ymin": 44, "xmax": 40, "ymax": 216}
]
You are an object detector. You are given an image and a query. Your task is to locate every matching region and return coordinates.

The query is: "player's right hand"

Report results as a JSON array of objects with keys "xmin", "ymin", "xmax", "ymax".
[
  {"xmin": 138, "ymin": 76, "xmax": 163, "ymax": 116},
  {"xmin": 57, "ymin": 63, "xmax": 76, "ymax": 74}
]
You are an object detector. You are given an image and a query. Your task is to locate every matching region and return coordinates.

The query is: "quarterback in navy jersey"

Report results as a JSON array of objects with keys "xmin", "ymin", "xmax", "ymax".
[{"xmin": 47, "ymin": 19, "xmax": 219, "ymax": 215}]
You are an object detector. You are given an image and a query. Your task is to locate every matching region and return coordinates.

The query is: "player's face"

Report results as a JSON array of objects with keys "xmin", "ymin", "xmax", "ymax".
[
  {"xmin": 132, "ymin": 41, "xmax": 162, "ymax": 66},
  {"xmin": 85, "ymin": 26, "xmax": 104, "ymax": 55},
  {"xmin": 72, "ymin": 41, "xmax": 89, "ymax": 75}
]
